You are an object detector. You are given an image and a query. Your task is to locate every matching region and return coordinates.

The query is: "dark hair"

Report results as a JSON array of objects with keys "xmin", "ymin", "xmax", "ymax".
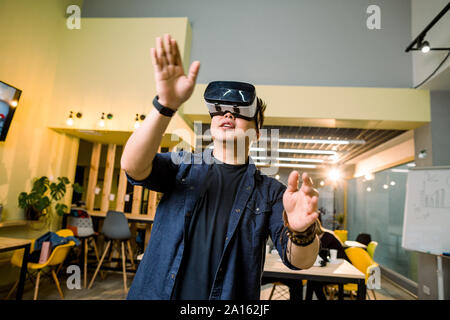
[{"xmin": 255, "ymin": 97, "xmax": 267, "ymax": 132}]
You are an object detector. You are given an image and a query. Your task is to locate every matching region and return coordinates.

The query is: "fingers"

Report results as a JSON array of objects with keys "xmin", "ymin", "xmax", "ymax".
[
  {"xmin": 163, "ymin": 34, "xmax": 174, "ymax": 65},
  {"xmin": 287, "ymin": 170, "xmax": 299, "ymax": 193},
  {"xmin": 300, "ymin": 172, "xmax": 319, "ymax": 197},
  {"xmin": 302, "ymin": 172, "xmax": 313, "ymax": 186},
  {"xmin": 188, "ymin": 61, "xmax": 201, "ymax": 82},
  {"xmin": 156, "ymin": 36, "xmax": 168, "ymax": 68},
  {"xmin": 150, "ymin": 48, "xmax": 161, "ymax": 72},
  {"xmin": 172, "ymin": 39, "xmax": 183, "ymax": 67}
]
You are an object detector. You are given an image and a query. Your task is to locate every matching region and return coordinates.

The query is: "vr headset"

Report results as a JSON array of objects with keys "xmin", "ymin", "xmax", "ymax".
[{"xmin": 204, "ymin": 81, "xmax": 258, "ymax": 121}]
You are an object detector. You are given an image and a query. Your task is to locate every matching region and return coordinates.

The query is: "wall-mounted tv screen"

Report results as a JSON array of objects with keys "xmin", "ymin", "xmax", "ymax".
[{"xmin": 0, "ymin": 81, "xmax": 22, "ymax": 141}]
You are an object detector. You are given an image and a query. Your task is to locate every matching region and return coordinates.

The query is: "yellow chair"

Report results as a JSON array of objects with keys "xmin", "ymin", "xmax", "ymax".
[
  {"xmin": 6, "ymin": 229, "xmax": 76, "ymax": 300},
  {"xmin": 333, "ymin": 230, "xmax": 348, "ymax": 243},
  {"xmin": 367, "ymin": 241, "xmax": 378, "ymax": 259},
  {"xmin": 328, "ymin": 247, "xmax": 380, "ymax": 300}
]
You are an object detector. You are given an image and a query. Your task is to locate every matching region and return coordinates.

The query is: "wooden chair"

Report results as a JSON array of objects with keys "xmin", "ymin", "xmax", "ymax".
[
  {"xmin": 327, "ymin": 247, "xmax": 380, "ymax": 300},
  {"xmin": 6, "ymin": 229, "xmax": 76, "ymax": 300}
]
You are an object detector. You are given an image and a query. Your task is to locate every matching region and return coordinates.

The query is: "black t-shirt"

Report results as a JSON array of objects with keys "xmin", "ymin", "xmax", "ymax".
[{"xmin": 171, "ymin": 159, "xmax": 248, "ymax": 300}]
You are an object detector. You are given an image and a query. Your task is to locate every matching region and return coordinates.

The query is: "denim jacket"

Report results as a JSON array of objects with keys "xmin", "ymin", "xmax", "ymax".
[{"xmin": 126, "ymin": 148, "xmax": 298, "ymax": 300}]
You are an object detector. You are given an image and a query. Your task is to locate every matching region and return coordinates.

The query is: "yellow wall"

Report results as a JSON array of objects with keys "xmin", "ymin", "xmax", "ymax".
[
  {"xmin": 0, "ymin": 0, "xmax": 82, "ymax": 223},
  {"xmin": 47, "ymin": 17, "xmax": 194, "ymax": 145}
]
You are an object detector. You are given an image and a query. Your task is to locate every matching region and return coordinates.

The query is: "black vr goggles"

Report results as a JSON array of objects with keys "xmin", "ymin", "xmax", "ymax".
[{"xmin": 204, "ymin": 81, "xmax": 258, "ymax": 121}]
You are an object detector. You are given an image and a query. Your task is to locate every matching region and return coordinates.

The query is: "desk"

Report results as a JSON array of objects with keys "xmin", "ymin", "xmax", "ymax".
[
  {"xmin": 344, "ymin": 240, "xmax": 367, "ymax": 249},
  {"xmin": 263, "ymin": 253, "xmax": 366, "ymax": 300},
  {"xmin": 0, "ymin": 237, "xmax": 31, "ymax": 300},
  {"xmin": 88, "ymin": 210, "xmax": 154, "ymax": 223}
]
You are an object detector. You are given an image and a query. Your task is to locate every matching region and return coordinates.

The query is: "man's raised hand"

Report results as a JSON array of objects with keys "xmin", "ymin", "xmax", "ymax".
[
  {"xmin": 282, "ymin": 171, "xmax": 319, "ymax": 233},
  {"xmin": 151, "ymin": 34, "xmax": 200, "ymax": 110}
]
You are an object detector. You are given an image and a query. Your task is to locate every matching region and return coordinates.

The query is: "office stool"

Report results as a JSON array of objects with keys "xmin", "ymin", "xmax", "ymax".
[
  {"xmin": 66, "ymin": 212, "xmax": 102, "ymax": 288},
  {"xmin": 88, "ymin": 211, "xmax": 136, "ymax": 294}
]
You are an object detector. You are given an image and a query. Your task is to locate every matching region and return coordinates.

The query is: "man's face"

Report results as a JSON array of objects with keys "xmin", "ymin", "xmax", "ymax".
[{"xmin": 210, "ymin": 112, "xmax": 258, "ymax": 145}]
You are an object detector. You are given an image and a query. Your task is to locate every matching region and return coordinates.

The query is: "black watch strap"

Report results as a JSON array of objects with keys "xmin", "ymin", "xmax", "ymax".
[{"xmin": 153, "ymin": 96, "xmax": 176, "ymax": 117}]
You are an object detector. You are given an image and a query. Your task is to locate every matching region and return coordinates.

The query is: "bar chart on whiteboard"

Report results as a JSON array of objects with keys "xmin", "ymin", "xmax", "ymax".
[{"xmin": 402, "ymin": 167, "xmax": 450, "ymax": 255}]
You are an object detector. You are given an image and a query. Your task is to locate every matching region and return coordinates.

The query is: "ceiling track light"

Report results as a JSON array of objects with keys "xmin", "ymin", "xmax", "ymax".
[
  {"xmin": 420, "ymin": 40, "xmax": 431, "ymax": 53},
  {"xmin": 405, "ymin": 3, "xmax": 450, "ymax": 53}
]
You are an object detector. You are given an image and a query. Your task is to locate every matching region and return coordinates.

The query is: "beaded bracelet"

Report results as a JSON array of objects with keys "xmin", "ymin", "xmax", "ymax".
[{"xmin": 283, "ymin": 210, "xmax": 318, "ymax": 247}]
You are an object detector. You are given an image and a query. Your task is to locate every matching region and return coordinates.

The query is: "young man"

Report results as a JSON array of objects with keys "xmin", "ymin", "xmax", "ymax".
[{"xmin": 121, "ymin": 34, "xmax": 320, "ymax": 300}]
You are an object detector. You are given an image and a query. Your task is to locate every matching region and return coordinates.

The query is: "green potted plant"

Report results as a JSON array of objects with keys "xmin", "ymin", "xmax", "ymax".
[
  {"xmin": 335, "ymin": 213, "xmax": 345, "ymax": 230},
  {"xmin": 18, "ymin": 176, "xmax": 83, "ymax": 225}
]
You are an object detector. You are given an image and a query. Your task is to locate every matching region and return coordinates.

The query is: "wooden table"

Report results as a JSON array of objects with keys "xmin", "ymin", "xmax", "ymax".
[
  {"xmin": 344, "ymin": 240, "xmax": 368, "ymax": 249},
  {"xmin": 0, "ymin": 237, "xmax": 31, "ymax": 300},
  {"xmin": 263, "ymin": 253, "xmax": 366, "ymax": 300},
  {"xmin": 88, "ymin": 210, "xmax": 153, "ymax": 222}
]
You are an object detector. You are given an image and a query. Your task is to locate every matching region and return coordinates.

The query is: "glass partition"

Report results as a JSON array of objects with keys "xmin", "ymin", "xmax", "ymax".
[{"xmin": 347, "ymin": 162, "xmax": 418, "ymax": 282}]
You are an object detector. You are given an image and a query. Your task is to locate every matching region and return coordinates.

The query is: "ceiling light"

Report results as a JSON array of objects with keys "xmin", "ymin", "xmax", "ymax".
[
  {"xmin": 275, "ymin": 174, "xmax": 280, "ymax": 180},
  {"xmin": 249, "ymin": 147, "xmax": 266, "ymax": 152},
  {"xmin": 66, "ymin": 111, "xmax": 74, "ymax": 126},
  {"xmin": 383, "ymin": 184, "xmax": 389, "ymax": 189},
  {"xmin": 277, "ymin": 148, "xmax": 336, "ymax": 155},
  {"xmin": 391, "ymin": 169, "xmax": 409, "ymax": 173},
  {"xmin": 98, "ymin": 112, "xmax": 105, "ymax": 128},
  {"xmin": 260, "ymin": 137, "xmax": 365, "ymax": 145},
  {"xmin": 366, "ymin": 187, "xmax": 372, "ymax": 192},
  {"xmin": 420, "ymin": 41, "xmax": 431, "ymax": 53},
  {"xmin": 364, "ymin": 173, "xmax": 374, "ymax": 181},
  {"xmin": 253, "ymin": 162, "xmax": 317, "ymax": 169},
  {"xmin": 328, "ymin": 168, "xmax": 340, "ymax": 181},
  {"xmin": 320, "ymin": 180, "xmax": 325, "ymax": 186},
  {"xmin": 253, "ymin": 162, "xmax": 268, "ymax": 166},
  {"xmin": 276, "ymin": 157, "xmax": 324, "ymax": 163},
  {"xmin": 274, "ymin": 163, "xmax": 317, "ymax": 169},
  {"xmin": 134, "ymin": 114, "xmax": 140, "ymax": 129},
  {"xmin": 390, "ymin": 181, "xmax": 396, "ymax": 186}
]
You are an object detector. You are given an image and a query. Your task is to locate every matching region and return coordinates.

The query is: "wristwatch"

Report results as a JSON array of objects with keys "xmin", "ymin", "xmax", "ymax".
[{"xmin": 153, "ymin": 96, "xmax": 176, "ymax": 117}]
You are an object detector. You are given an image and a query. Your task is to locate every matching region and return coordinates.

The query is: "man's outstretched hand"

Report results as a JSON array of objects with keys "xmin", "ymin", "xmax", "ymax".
[
  {"xmin": 283, "ymin": 171, "xmax": 319, "ymax": 233},
  {"xmin": 151, "ymin": 33, "xmax": 200, "ymax": 110}
]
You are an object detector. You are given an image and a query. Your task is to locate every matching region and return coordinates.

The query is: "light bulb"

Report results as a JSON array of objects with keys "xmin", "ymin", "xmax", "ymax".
[
  {"xmin": 66, "ymin": 111, "xmax": 74, "ymax": 126},
  {"xmin": 421, "ymin": 41, "xmax": 430, "ymax": 53},
  {"xmin": 367, "ymin": 187, "xmax": 372, "ymax": 192},
  {"xmin": 320, "ymin": 180, "xmax": 325, "ymax": 187},
  {"xmin": 390, "ymin": 181, "xmax": 396, "ymax": 186},
  {"xmin": 383, "ymin": 184, "xmax": 389, "ymax": 189},
  {"xmin": 133, "ymin": 114, "xmax": 140, "ymax": 129},
  {"xmin": 328, "ymin": 169, "xmax": 340, "ymax": 181},
  {"xmin": 98, "ymin": 113, "xmax": 105, "ymax": 127}
]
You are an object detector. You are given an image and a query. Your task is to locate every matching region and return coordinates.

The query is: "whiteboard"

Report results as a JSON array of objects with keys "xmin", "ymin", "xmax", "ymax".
[{"xmin": 402, "ymin": 166, "xmax": 450, "ymax": 255}]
